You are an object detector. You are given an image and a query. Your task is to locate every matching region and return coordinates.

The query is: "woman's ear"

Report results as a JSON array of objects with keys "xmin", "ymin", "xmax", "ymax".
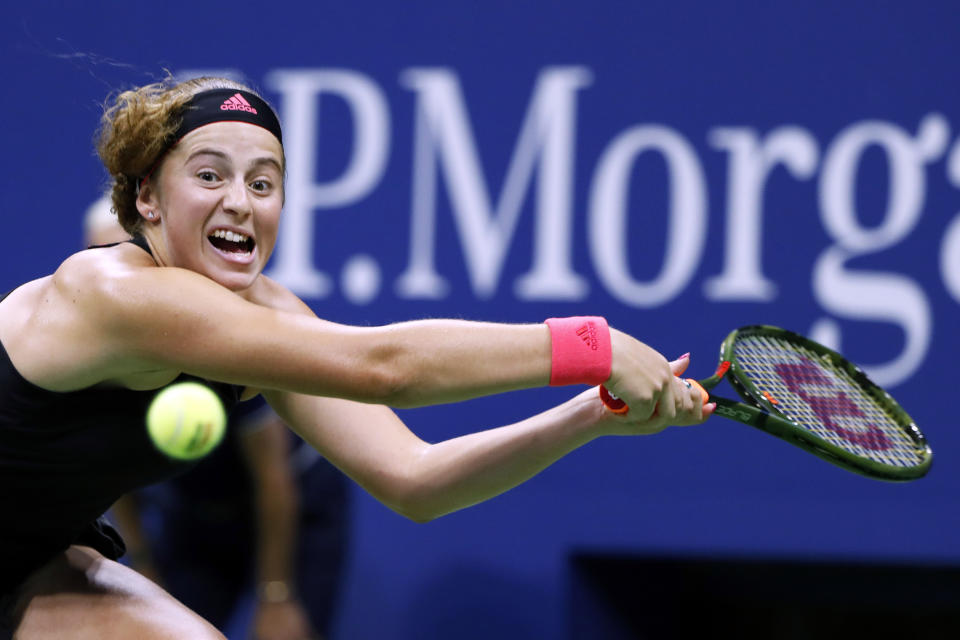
[{"xmin": 136, "ymin": 178, "xmax": 160, "ymax": 223}]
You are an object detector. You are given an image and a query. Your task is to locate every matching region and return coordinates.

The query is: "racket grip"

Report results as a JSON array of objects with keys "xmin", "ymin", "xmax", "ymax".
[
  {"xmin": 688, "ymin": 379, "xmax": 710, "ymax": 404},
  {"xmin": 599, "ymin": 379, "xmax": 709, "ymax": 415},
  {"xmin": 598, "ymin": 386, "xmax": 629, "ymax": 414}
]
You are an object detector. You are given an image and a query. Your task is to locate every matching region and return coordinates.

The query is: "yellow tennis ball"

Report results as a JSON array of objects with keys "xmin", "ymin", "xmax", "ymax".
[{"xmin": 147, "ymin": 382, "xmax": 226, "ymax": 460}]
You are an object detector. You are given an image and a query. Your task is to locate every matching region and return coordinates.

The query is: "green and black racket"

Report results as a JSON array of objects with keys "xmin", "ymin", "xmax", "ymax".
[{"xmin": 600, "ymin": 325, "xmax": 932, "ymax": 482}]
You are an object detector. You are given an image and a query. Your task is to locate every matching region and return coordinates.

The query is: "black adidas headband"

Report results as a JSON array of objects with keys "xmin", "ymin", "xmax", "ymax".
[
  {"xmin": 139, "ymin": 89, "xmax": 283, "ymax": 187},
  {"xmin": 174, "ymin": 88, "xmax": 282, "ymax": 145}
]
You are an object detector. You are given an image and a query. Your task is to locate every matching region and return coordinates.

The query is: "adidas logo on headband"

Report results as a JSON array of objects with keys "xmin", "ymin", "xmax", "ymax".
[{"xmin": 221, "ymin": 93, "xmax": 258, "ymax": 114}]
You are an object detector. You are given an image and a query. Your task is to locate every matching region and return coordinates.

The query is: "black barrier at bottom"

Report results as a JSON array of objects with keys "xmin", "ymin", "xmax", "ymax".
[{"xmin": 568, "ymin": 551, "xmax": 960, "ymax": 640}]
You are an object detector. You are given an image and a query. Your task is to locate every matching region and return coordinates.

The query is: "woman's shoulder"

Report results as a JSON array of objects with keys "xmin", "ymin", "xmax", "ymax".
[
  {"xmin": 0, "ymin": 244, "xmax": 159, "ymax": 391},
  {"xmin": 0, "ymin": 244, "xmax": 148, "ymax": 323},
  {"xmin": 54, "ymin": 242, "xmax": 156, "ymax": 284}
]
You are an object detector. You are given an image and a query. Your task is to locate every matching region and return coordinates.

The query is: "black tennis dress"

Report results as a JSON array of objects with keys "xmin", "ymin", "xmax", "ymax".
[{"xmin": 0, "ymin": 237, "xmax": 242, "ymax": 597}]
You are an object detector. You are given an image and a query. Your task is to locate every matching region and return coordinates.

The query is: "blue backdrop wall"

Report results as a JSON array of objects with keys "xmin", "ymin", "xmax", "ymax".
[{"xmin": 2, "ymin": 2, "xmax": 959, "ymax": 638}]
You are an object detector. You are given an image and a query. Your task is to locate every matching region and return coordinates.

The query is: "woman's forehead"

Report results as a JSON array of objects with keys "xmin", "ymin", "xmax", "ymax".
[{"xmin": 174, "ymin": 122, "xmax": 284, "ymax": 164}]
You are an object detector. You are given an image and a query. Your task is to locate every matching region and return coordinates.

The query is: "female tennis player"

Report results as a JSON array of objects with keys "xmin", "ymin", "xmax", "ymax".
[{"xmin": 0, "ymin": 76, "xmax": 712, "ymax": 639}]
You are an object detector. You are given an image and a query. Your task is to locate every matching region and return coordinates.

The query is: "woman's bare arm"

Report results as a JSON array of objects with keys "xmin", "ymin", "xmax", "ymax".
[
  {"xmin": 266, "ymin": 376, "xmax": 703, "ymax": 523},
  {"xmin": 3, "ymin": 243, "xmax": 684, "ymax": 418},
  {"xmin": 3, "ymin": 245, "xmax": 550, "ymax": 405}
]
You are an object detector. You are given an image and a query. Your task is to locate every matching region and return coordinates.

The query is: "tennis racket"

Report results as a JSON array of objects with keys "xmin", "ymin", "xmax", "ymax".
[{"xmin": 599, "ymin": 325, "xmax": 932, "ymax": 482}]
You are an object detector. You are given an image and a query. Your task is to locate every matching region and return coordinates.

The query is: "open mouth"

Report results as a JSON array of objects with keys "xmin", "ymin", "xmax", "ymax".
[{"xmin": 208, "ymin": 229, "xmax": 255, "ymax": 256}]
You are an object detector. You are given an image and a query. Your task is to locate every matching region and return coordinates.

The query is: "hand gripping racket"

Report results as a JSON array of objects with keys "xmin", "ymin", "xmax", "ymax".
[{"xmin": 599, "ymin": 325, "xmax": 932, "ymax": 482}]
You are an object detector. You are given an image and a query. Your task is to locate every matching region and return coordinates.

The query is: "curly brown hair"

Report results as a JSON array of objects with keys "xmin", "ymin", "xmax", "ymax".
[{"xmin": 95, "ymin": 76, "xmax": 282, "ymax": 235}]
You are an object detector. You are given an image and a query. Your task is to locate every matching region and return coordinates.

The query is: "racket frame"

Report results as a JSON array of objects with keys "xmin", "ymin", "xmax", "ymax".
[{"xmin": 701, "ymin": 325, "xmax": 932, "ymax": 482}]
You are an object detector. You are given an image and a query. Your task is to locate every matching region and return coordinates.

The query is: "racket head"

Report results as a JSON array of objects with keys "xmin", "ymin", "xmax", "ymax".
[{"xmin": 716, "ymin": 325, "xmax": 932, "ymax": 482}]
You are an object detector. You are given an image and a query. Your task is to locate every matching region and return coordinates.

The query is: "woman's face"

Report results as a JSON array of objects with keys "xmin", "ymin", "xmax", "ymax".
[{"xmin": 141, "ymin": 122, "xmax": 284, "ymax": 292}]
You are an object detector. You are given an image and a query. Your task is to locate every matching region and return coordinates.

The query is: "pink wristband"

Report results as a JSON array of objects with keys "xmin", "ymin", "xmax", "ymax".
[{"xmin": 544, "ymin": 316, "xmax": 612, "ymax": 386}]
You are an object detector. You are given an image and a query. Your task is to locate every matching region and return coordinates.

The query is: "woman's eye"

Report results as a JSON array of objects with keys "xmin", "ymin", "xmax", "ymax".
[
  {"xmin": 198, "ymin": 171, "xmax": 218, "ymax": 182},
  {"xmin": 251, "ymin": 180, "xmax": 270, "ymax": 192}
]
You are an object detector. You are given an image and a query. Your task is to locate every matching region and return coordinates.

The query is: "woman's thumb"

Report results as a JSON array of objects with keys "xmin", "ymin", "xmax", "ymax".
[{"xmin": 669, "ymin": 352, "xmax": 691, "ymax": 376}]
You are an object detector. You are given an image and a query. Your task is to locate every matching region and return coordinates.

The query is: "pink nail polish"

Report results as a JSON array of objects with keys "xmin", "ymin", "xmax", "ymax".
[{"xmin": 679, "ymin": 352, "xmax": 690, "ymax": 360}]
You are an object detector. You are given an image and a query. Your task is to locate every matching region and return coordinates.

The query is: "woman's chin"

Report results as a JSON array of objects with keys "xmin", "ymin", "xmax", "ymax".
[
  {"xmin": 201, "ymin": 244, "xmax": 261, "ymax": 290},
  {"xmin": 202, "ymin": 263, "xmax": 260, "ymax": 291}
]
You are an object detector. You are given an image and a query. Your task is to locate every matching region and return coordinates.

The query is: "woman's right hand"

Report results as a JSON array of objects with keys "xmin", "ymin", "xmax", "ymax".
[{"xmin": 603, "ymin": 329, "xmax": 709, "ymax": 424}]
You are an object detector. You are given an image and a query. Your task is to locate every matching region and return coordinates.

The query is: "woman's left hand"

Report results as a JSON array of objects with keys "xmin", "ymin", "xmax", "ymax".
[{"xmin": 594, "ymin": 355, "xmax": 715, "ymax": 436}]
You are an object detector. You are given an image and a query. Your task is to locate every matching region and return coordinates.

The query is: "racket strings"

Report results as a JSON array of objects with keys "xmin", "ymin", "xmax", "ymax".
[{"xmin": 732, "ymin": 335, "xmax": 924, "ymax": 468}]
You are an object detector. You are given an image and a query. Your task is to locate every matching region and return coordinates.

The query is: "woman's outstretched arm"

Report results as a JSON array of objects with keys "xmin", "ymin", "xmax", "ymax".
[
  {"xmin": 5, "ymin": 246, "xmax": 549, "ymax": 404},
  {"xmin": 7, "ymin": 244, "xmax": 681, "ymax": 419},
  {"xmin": 264, "ymin": 355, "xmax": 705, "ymax": 523}
]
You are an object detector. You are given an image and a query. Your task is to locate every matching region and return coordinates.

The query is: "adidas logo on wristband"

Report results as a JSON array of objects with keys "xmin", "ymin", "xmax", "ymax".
[{"xmin": 576, "ymin": 322, "xmax": 600, "ymax": 350}]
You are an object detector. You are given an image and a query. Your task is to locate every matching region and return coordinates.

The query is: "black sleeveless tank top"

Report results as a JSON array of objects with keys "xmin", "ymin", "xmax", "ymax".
[{"xmin": 0, "ymin": 238, "xmax": 243, "ymax": 592}]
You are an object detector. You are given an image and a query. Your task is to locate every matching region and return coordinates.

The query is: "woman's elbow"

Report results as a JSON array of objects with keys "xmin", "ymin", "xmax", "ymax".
[
  {"xmin": 352, "ymin": 360, "xmax": 420, "ymax": 408},
  {"xmin": 380, "ymin": 477, "xmax": 448, "ymax": 524},
  {"xmin": 355, "ymin": 341, "xmax": 437, "ymax": 408},
  {"xmin": 395, "ymin": 505, "xmax": 439, "ymax": 524}
]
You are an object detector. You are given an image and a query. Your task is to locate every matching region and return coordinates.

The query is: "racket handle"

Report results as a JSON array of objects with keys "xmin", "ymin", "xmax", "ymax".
[
  {"xmin": 600, "ymin": 378, "xmax": 709, "ymax": 415},
  {"xmin": 688, "ymin": 379, "xmax": 710, "ymax": 404},
  {"xmin": 598, "ymin": 386, "xmax": 629, "ymax": 414}
]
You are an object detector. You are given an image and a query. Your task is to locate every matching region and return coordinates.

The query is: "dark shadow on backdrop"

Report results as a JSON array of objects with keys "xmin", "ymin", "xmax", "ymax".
[{"xmin": 569, "ymin": 551, "xmax": 960, "ymax": 640}]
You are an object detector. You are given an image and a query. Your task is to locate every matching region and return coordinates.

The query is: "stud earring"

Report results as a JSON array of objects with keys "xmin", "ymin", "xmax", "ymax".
[{"xmin": 147, "ymin": 211, "xmax": 156, "ymax": 220}]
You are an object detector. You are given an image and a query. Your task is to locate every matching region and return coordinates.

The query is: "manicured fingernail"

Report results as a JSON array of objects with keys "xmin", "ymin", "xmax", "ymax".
[{"xmin": 679, "ymin": 352, "xmax": 690, "ymax": 360}]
